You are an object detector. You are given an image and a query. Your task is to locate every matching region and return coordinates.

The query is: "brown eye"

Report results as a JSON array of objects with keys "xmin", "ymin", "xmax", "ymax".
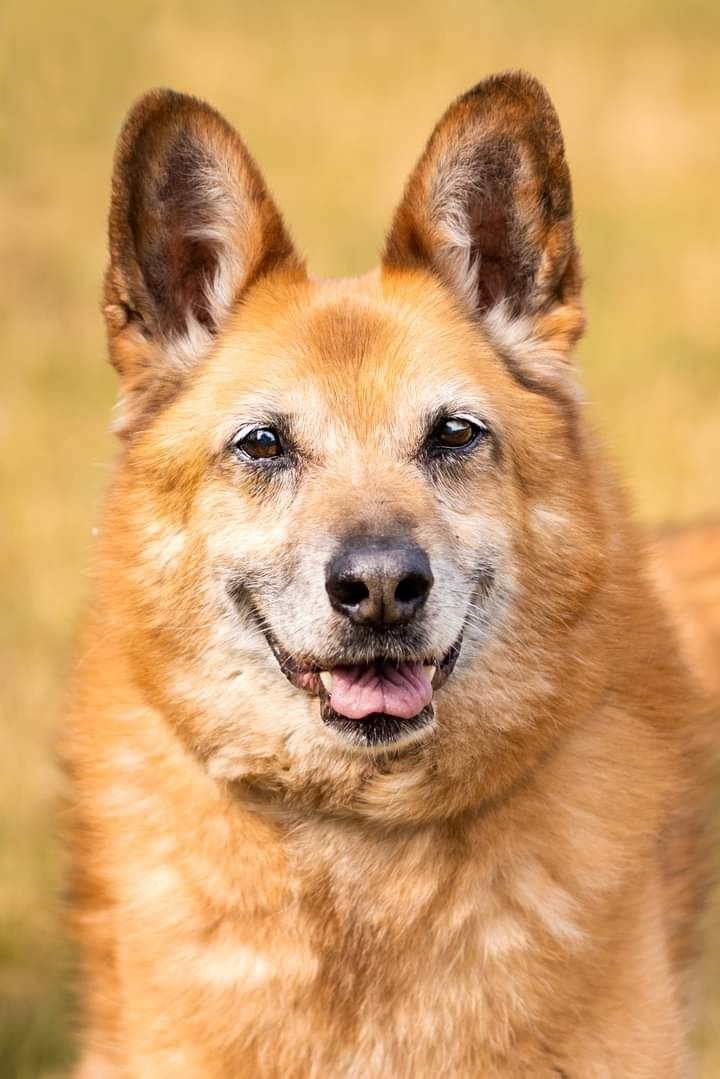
[
  {"xmin": 232, "ymin": 426, "xmax": 283, "ymax": 460},
  {"xmin": 432, "ymin": 416, "xmax": 487, "ymax": 451}
]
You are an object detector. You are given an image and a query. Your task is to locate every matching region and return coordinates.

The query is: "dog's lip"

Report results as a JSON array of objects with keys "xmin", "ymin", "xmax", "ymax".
[
  {"xmin": 319, "ymin": 700, "xmax": 436, "ymax": 749},
  {"xmin": 261, "ymin": 627, "xmax": 463, "ymax": 700}
]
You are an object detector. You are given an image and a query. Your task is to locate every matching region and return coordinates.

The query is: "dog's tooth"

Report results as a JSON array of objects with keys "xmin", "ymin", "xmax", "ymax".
[
  {"xmin": 319, "ymin": 671, "xmax": 333, "ymax": 693},
  {"xmin": 423, "ymin": 665, "xmax": 437, "ymax": 684}
]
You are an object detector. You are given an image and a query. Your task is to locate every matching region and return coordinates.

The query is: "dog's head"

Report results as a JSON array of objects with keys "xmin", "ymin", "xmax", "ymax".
[{"xmin": 102, "ymin": 74, "xmax": 611, "ymax": 821}]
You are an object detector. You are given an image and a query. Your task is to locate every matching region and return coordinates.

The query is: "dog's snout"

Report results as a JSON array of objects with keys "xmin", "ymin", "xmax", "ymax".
[{"xmin": 326, "ymin": 540, "xmax": 433, "ymax": 626}]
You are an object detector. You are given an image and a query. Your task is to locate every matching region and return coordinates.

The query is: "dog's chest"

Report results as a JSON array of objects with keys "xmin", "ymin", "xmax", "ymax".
[{"xmin": 258, "ymin": 821, "xmax": 575, "ymax": 1074}]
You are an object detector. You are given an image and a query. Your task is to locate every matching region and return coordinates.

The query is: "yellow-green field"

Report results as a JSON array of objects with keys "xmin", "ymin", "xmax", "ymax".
[{"xmin": 1, "ymin": 1, "xmax": 718, "ymax": 1074}]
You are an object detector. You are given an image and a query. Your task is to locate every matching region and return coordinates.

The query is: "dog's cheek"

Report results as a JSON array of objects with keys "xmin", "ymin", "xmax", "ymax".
[{"xmin": 424, "ymin": 489, "xmax": 517, "ymax": 624}]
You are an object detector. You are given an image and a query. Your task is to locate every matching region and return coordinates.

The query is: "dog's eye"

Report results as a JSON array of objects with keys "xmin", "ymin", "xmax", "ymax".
[
  {"xmin": 431, "ymin": 416, "xmax": 488, "ymax": 452},
  {"xmin": 231, "ymin": 427, "xmax": 284, "ymax": 461}
]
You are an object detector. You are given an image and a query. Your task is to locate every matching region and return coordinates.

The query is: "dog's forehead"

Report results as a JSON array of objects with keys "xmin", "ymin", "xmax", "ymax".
[{"xmin": 211, "ymin": 273, "xmax": 508, "ymax": 424}]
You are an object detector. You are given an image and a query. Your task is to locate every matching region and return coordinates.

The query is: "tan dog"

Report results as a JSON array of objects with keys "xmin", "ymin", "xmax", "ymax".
[{"xmin": 65, "ymin": 73, "xmax": 716, "ymax": 1077}]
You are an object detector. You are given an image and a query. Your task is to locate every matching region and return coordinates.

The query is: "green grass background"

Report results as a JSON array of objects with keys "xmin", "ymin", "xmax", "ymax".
[{"xmin": 1, "ymin": 1, "xmax": 719, "ymax": 1074}]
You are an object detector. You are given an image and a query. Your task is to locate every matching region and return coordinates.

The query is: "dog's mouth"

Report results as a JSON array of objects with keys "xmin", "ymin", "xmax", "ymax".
[{"xmin": 263, "ymin": 630, "xmax": 463, "ymax": 748}]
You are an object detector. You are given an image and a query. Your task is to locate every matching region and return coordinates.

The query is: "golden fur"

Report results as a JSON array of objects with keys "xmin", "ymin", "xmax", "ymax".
[{"xmin": 65, "ymin": 73, "xmax": 717, "ymax": 1077}]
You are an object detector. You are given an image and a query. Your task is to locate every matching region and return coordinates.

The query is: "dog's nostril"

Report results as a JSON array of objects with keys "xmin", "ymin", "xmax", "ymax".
[
  {"xmin": 395, "ymin": 573, "xmax": 430, "ymax": 605},
  {"xmin": 333, "ymin": 578, "xmax": 370, "ymax": 608}
]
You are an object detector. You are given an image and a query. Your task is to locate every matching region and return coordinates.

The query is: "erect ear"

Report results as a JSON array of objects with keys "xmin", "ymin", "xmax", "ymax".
[
  {"xmin": 104, "ymin": 89, "xmax": 303, "ymax": 435},
  {"xmin": 384, "ymin": 72, "xmax": 584, "ymax": 366}
]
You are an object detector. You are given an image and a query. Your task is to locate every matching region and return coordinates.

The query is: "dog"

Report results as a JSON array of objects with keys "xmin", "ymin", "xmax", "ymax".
[{"xmin": 65, "ymin": 72, "xmax": 717, "ymax": 1077}]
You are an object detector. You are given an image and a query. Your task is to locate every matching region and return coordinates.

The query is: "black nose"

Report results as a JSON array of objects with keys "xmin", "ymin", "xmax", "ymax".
[{"xmin": 326, "ymin": 539, "xmax": 433, "ymax": 626}]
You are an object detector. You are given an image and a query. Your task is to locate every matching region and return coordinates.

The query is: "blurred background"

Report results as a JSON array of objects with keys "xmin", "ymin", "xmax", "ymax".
[{"xmin": 1, "ymin": 0, "xmax": 718, "ymax": 1074}]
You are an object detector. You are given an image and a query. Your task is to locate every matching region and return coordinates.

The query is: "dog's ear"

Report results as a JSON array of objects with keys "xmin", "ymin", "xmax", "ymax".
[
  {"xmin": 105, "ymin": 89, "xmax": 302, "ymax": 435},
  {"xmin": 384, "ymin": 72, "xmax": 584, "ymax": 366}
]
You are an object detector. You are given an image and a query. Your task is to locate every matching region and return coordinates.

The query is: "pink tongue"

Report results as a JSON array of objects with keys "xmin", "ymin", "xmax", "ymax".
[{"xmin": 329, "ymin": 662, "xmax": 433, "ymax": 720}]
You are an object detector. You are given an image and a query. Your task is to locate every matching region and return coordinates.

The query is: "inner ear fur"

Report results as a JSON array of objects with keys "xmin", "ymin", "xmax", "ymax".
[
  {"xmin": 104, "ymin": 88, "xmax": 303, "ymax": 434},
  {"xmin": 384, "ymin": 71, "xmax": 584, "ymax": 361}
]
